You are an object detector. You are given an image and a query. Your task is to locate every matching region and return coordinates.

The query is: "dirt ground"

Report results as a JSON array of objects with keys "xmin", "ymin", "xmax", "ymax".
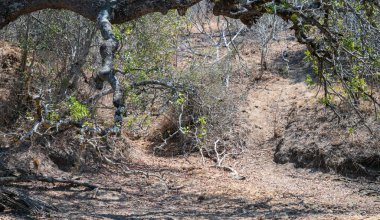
[{"xmin": 1, "ymin": 38, "xmax": 379, "ymax": 220}]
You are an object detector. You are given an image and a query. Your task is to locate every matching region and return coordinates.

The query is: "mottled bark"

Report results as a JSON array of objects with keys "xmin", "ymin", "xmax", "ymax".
[
  {"xmin": 96, "ymin": 0, "xmax": 125, "ymax": 133},
  {"xmin": 0, "ymin": 0, "xmax": 273, "ymax": 29},
  {"xmin": 0, "ymin": 0, "xmax": 203, "ymax": 29}
]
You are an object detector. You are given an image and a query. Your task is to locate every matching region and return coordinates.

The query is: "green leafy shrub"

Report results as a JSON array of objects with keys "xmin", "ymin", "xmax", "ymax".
[{"xmin": 67, "ymin": 96, "xmax": 90, "ymax": 122}]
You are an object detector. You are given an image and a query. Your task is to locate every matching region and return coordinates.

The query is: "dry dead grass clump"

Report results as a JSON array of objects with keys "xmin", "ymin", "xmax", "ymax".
[
  {"xmin": 274, "ymin": 100, "xmax": 380, "ymax": 180},
  {"xmin": 0, "ymin": 126, "xmax": 131, "ymax": 178},
  {"xmin": 145, "ymin": 106, "xmax": 178, "ymax": 143},
  {"xmin": 1, "ymin": 131, "xmax": 75, "ymax": 175}
]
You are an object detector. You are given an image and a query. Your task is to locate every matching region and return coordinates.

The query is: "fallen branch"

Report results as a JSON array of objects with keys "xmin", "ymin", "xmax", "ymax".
[
  {"xmin": 117, "ymin": 164, "xmax": 184, "ymax": 191},
  {"xmin": 132, "ymin": 80, "xmax": 179, "ymax": 92},
  {"xmin": 211, "ymin": 165, "xmax": 246, "ymax": 180},
  {"xmin": 0, "ymin": 187, "xmax": 59, "ymax": 215},
  {"xmin": 0, "ymin": 175, "xmax": 121, "ymax": 192}
]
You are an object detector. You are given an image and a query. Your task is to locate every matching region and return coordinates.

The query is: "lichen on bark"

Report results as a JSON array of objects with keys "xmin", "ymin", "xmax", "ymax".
[{"xmin": 96, "ymin": 0, "xmax": 125, "ymax": 133}]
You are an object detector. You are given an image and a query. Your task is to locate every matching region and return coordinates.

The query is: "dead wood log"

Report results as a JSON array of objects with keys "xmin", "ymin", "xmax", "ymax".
[{"xmin": 0, "ymin": 175, "xmax": 121, "ymax": 191}]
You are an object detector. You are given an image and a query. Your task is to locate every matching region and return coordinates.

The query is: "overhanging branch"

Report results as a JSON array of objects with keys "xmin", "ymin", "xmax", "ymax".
[{"xmin": 0, "ymin": 0, "xmax": 275, "ymax": 29}]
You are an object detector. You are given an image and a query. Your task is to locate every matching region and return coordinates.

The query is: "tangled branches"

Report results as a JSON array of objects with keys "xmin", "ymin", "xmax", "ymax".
[{"xmin": 276, "ymin": 1, "xmax": 379, "ymax": 128}]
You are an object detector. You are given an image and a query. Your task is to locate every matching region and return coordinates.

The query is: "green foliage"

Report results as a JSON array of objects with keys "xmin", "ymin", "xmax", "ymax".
[
  {"xmin": 348, "ymin": 75, "xmax": 368, "ymax": 94},
  {"xmin": 304, "ymin": 50, "xmax": 319, "ymax": 74},
  {"xmin": 305, "ymin": 74, "xmax": 315, "ymax": 86},
  {"xmin": 288, "ymin": 0, "xmax": 380, "ymax": 114},
  {"xmin": 347, "ymin": 127, "xmax": 355, "ymax": 135},
  {"xmin": 25, "ymin": 111, "xmax": 34, "ymax": 121},
  {"xmin": 125, "ymin": 114, "xmax": 152, "ymax": 130},
  {"xmin": 266, "ymin": 1, "xmax": 292, "ymax": 14},
  {"xmin": 47, "ymin": 111, "xmax": 60, "ymax": 123},
  {"xmin": 290, "ymin": 13, "xmax": 298, "ymax": 23},
  {"xmin": 82, "ymin": 121, "xmax": 94, "ymax": 128},
  {"xmin": 318, "ymin": 95, "xmax": 333, "ymax": 106},
  {"xmin": 197, "ymin": 116, "xmax": 207, "ymax": 126},
  {"xmin": 265, "ymin": 3, "xmax": 275, "ymax": 14},
  {"xmin": 114, "ymin": 11, "xmax": 186, "ymax": 79},
  {"xmin": 181, "ymin": 126, "xmax": 190, "ymax": 135},
  {"xmin": 67, "ymin": 96, "xmax": 90, "ymax": 122},
  {"xmin": 196, "ymin": 116, "xmax": 207, "ymax": 140},
  {"xmin": 342, "ymin": 37, "xmax": 358, "ymax": 51},
  {"xmin": 175, "ymin": 93, "xmax": 186, "ymax": 106}
]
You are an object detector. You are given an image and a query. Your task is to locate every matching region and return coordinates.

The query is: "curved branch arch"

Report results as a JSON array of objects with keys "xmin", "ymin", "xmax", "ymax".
[
  {"xmin": 0, "ymin": 0, "xmax": 202, "ymax": 29},
  {"xmin": 0, "ymin": 0, "xmax": 272, "ymax": 29}
]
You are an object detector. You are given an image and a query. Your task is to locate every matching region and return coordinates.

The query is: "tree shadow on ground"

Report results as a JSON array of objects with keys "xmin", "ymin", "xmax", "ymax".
[
  {"xmin": 270, "ymin": 45, "xmax": 313, "ymax": 83},
  {"xmin": 1, "ymin": 177, "xmax": 350, "ymax": 219}
]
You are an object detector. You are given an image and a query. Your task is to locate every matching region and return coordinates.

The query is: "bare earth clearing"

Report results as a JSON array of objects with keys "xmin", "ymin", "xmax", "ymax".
[{"xmin": 1, "ymin": 40, "xmax": 379, "ymax": 219}]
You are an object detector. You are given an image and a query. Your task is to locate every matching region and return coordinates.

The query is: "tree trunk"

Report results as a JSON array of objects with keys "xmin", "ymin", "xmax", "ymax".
[{"xmin": 95, "ymin": 0, "xmax": 125, "ymax": 132}]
